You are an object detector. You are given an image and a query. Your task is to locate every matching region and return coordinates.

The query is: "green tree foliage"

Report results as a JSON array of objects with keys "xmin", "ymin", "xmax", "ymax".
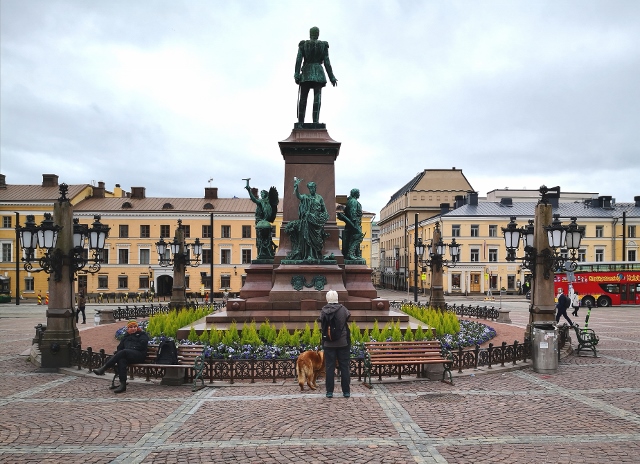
[
  {"xmin": 311, "ymin": 321, "xmax": 322, "ymax": 346},
  {"xmin": 301, "ymin": 323, "xmax": 312, "ymax": 345},
  {"xmin": 209, "ymin": 327, "xmax": 221, "ymax": 346},
  {"xmin": 187, "ymin": 326, "xmax": 198, "ymax": 342},
  {"xmin": 370, "ymin": 320, "xmax": 380, "ymax": 342},
  {"xmin": 274, "ymin": 324, "xmax": 291, "ymax": 347}
]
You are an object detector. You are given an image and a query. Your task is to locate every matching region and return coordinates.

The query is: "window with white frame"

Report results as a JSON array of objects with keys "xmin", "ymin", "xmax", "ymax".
[
  {"xmin": 2, "ymin": 216, "xmax": 11, "ymax": 228},
  {"xmin": 241, "ymin": 249, "xmax": 252, "ymax": 264},
  {"xmin": 629, "ymin": 225, "xmax": 637, "ymax": 238},
  {"xmin": 488, "ymin": 248, "xmax": 498, "ymax": 262},
  {"xmin": 25, "ymin": 276, "xmax": 34, "ymax": 292},
  {"xmin": 578, "ymin": 249, "xmax": 586, "ymax": 262},
  {"xmin": 470, "ymin": 248, "xmax": 479, "ymax": 262},
  {"xmin": 139, "ymin": 249, "xmax": 150, "ymax": 265},
  {"xmin": 488, "ymin": 225, "xmax": 497, "ymax": 237},
  {"xmin": 118, "ymin": 248, "xmax": 129, "ymax": 265},
  {"xmin": 451, "ymin": 225, "xmax": 460, "ymax": 237},
  {"xmin": 595, "ymin": 248, "xmax": 605, "ymax": 262},
  {"xmin": 118, "ymin": 276, "xmax": 128, "ymax": 289},
  {"xmin": 1, "ymin": 243, "xmax": 11, "ymax": 262},
  {"xmin": 595, "ymin": 225, "xmax": 604, "ymax": 238},
  {"xmin": 221, "ymin": 249, "xmax": 231, "ymax": 264},
  {"xmin": 470, "ymin": 225, "xmax": 479, "ymax": 237}
]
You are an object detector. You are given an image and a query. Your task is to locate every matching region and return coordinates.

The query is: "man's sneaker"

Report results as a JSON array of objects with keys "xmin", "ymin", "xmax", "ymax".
[
  {"xmin": 343, "ymin": 393, "xmax": 350, "ymax": 398},
  {"xmin": 326, "ymin": 392, "xmax": 333, "ymax": 398}
]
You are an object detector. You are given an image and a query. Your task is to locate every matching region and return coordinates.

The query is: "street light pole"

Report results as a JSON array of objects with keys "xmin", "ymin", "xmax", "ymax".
[{"xmin": 413, "ymin": 213, "xmax": 419, "ymax": 303}]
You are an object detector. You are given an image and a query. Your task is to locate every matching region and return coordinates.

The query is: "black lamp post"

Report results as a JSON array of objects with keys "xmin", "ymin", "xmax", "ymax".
[
  {"xmin": 16, "ymin": 183, "xmax": 110, "ymax": 369},
  {"xmin": 155, "ymin": 219, "xmax": 202, "ymax": 308}
]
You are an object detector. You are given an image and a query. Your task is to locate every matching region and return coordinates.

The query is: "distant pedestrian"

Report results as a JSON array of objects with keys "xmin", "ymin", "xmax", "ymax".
[
  {"xmin": 76, "ymin": 291, "xmax": 86, "ymax": 324},
  {"xmin": 556, "ymin": 291, "xmax": 574, "ymax": 326},
  {"xmin": 320, "ymin": 290, "xmax": 351, "ymax": 398},
  {"xmin": 571, "ymin": 292, "xmax": 581, "ymax": 317}
]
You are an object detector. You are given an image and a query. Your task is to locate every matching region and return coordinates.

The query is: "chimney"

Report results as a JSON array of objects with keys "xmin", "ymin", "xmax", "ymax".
[
  {"xmin": 0, "ymin": 174, "xmax": 6, "ymax": 189},
  {"xmin": 440, "ymin": 203, "xmax": 450, "ymax": 215},
  {"xmin": 500, "ymin": 197, "xmax": 513, "ymax": 206},
  {"xmin": 42, "ymin": 174, "xmax": 59, "ymax": 187},
  {"xmin": 597, "ymin": 195, "xmax": 612, "ymax": 208},
  {"xmin": 454, "ymin": 195, "xmax": 464, "ymax": 208},
  {"xmin": 130, "ymin": 187, "xmax": 146, "ymax": 199},
  {"xmin": 635, "ymin": 196, "xmax": 640, "ymax": 207},
  {"xmin": 467, "ymin": 191, "xmax": 478, "ymax": 206},
  {"xmin": 204, "ymin": 187, "xmax": 218, "ymax": 199},
  {"xmin": 93, "ymin": 181, "xmax": 106, "ymax": 198}
]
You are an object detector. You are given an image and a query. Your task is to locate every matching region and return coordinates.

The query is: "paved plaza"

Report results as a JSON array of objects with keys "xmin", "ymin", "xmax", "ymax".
[{"xmin": 1, "ymin": 297, "xmax": 639, "ymax": 463}]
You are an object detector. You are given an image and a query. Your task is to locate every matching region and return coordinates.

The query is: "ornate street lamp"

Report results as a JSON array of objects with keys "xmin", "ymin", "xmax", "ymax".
[{"xmin": 18, "ymin": 211, "xmax": 109, "ymax": 282}]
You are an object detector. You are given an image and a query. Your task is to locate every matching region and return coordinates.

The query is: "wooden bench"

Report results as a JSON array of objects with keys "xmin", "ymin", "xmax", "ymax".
[
  {"xmin": 572, "ymin": 325, "xmax": 599, "ymax": 357},
  {"xmin": 363, "ymin": 340, "xmax": 453, "ymax": 387},
  {"xmin": 110, "ymin": 344, "xmax": 205, "ymax": 391}
]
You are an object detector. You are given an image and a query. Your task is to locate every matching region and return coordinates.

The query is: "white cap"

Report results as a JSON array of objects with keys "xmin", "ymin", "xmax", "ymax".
[{"xmin": 326, "ymin": 290, "xmax": 338, "ymax": 304}]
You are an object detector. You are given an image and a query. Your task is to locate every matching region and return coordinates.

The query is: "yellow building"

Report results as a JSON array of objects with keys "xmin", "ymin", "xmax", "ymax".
[
  {"xmin": 377, "ymin": 168, "xmax": 474, "ymax": 290},
  {"xmin": 1, "ymin": 173, "xmax": 375, "ymax": 302},
  {"xmin": 409, "ymin": 190, "xmax": 640, "ymax": 296}
]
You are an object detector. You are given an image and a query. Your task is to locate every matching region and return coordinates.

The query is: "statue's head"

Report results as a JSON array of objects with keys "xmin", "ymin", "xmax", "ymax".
[
  {"xmin": 260, "ymin": 190, "xmax": 268, "ymax": 199},
  {"xmin": 350, "ymin": 188, "xmax": 360, "ymax": 198},
  {"xmin": 307, "ymin": 182, "xmax": 317, "ymax": 193},
  {"xmin": 310, "ymin": 27, "xmax": 319, "ymax": 40}
]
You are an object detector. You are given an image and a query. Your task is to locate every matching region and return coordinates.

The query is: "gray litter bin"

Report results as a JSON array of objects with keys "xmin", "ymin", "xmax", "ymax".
[{"xmin": 532, "ymin": 323, "xmax": 558, "ymax": 374}]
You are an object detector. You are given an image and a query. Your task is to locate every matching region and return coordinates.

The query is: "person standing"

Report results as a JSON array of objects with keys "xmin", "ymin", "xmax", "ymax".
[
  {"xmin": 92, "ymin": 320, "xmax": 149, "ymax": 393},
  {"xmin": 320, "ymin": 290, "xmax": 351, "ymax": 398},
  {"xmin": 76, "ymin": 290, "xmax": 87, "ymax": 324},
  {"xmin": 571, "ymin": 292, "xmax": 581, "ymax": 317},
  {"xmin": 556, "ymin": 291, "xmax": 574, "ymax": 326}
]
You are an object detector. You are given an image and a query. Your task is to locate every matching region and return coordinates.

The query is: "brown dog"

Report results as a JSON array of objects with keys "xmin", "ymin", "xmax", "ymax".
[{"xmin": 296, "ymin": 350, "xmax": 325, "ymax": 391}]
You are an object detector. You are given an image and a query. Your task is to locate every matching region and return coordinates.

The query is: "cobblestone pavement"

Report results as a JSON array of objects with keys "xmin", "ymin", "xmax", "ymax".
[{"xmin": 1, "ymin": 303, "xmax": 639, "ymax": 463}]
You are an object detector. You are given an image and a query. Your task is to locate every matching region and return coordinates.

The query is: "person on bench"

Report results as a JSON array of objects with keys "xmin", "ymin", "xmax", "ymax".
[{"xmin": 93, "ymin": 320, "xmax": 150, "ymax": 393}]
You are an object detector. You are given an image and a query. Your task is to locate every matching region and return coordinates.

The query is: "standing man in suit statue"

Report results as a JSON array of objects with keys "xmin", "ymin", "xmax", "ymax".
[{"xmin": 294, "ymin": 26, "xmax": 338, "ymax": 126}]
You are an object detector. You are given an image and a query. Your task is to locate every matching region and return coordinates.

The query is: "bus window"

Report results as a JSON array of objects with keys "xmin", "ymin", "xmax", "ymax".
[{"xmin": 599, "ymin": 283, "xmax": 620, "ymax": 293}]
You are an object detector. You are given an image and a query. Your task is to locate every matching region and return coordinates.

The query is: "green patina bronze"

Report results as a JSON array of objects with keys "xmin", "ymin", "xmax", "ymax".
[
  {"xmin": 245, "ymin": 179, "xmax": 279, "ymax": 260},
  {"xmin": 291, "ymin": 275, "xmax": 327, "ymax": 291},
  {"xmin": 337, "ymin": 188, "xmax": 365, "ymax": 264},
  {"xmin": 294, "ymin": 26, "xmax": 337, "ymax": 126},
  {"xmin": 285, "ymin": 178, "xmax": 330, "ymax": 263}
]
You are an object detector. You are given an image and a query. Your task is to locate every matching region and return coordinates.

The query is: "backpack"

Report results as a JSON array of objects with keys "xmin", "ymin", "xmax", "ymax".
[
  {"xmin": 321, "ymin": 311, "xmax": 342, "ymax": 343},
  {"xmin": 156, "ymin": 340, "xmax": 179, "ymax": 365}
]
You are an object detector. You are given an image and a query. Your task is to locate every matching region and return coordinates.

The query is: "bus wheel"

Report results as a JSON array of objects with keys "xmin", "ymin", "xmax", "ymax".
[
  {"xmin": 582, "ymin": 296, "xmax": 596, "ymax": 307},
  {"xmin": 597, "ymin": 296, "xmax": 611, "ymax": 307}
]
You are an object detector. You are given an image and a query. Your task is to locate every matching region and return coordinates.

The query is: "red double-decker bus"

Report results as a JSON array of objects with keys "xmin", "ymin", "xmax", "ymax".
[{"xmin": 554, "ymin": 262, "xmax": 640, "ymax": 307}]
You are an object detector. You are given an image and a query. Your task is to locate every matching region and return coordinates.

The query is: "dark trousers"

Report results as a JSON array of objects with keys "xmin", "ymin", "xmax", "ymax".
[
  {"xmin": 556, "ymin": 306, "xmax": 573, "ymax": 326},
  {"xmin": 572, "ymin": 306, "xmax": 580, "ymax": 316},
  {"xmin": 103, "ymin": 349, "xmax": 146, "ymax": 382},
  {"xmin": 76, "ymin": 306, "xmax": 86, "ymax": 323},
  {"xmin": 324, "ymin": 345, "xmax": 351, "ymax": 394}
]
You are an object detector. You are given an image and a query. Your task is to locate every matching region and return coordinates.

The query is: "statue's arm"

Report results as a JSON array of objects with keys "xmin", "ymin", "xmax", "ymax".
[
  {"xmin": 294, "ymin": 41, "xmax": 304, "ymax": 84},
  {"xmin": 323, "ymin": 43, "xmax": 337, "ymax": 86},
  {"xmin": 245, "ymin": 186, "xmax": 258, "ymax": 203}
]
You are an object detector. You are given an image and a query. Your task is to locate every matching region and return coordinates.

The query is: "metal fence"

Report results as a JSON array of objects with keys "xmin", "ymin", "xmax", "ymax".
[{"xmin": 113, "ymin": 301, "xmax": 227, "ymax": 321}]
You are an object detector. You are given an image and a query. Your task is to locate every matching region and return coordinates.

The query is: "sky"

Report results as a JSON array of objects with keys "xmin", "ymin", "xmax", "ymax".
[{"xmin": 2, "ymin": 0, "xmax": 639, "ymax": 218}]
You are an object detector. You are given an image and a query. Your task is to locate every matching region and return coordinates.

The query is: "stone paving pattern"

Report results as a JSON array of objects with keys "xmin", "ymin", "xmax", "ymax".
[{"xmin": 1, "ymin": 301, "xmax": 639, "ymax": 463}]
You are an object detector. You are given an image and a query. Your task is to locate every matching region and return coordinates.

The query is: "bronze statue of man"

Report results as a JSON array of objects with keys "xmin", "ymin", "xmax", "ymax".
[
  {"xmin": 294, "ymin": 26, "xmax": 337, "ymax": 125},
  {"xmin": 337, "ymin": 188, "xmax": 364, "ymax": 260},
  {"xmin": 285, "ymin": 178, "xmax": 329, "ymax": 261},
  {"xmin": 245, "ymin": 180, "xmax": 279, "ymax": 260}
]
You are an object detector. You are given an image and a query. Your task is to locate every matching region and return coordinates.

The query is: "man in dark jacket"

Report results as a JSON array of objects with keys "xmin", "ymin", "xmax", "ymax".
[
  {"xmin": 320, "ymin": 290, "xmax": 350, "ymax": 398},
  {"xmin": 555, "ymin": 291, "xmax": 574, "ymax": 326},
  {"xmin": 93, "ymin": 320, "xmax": 149, "ymax": 393}
]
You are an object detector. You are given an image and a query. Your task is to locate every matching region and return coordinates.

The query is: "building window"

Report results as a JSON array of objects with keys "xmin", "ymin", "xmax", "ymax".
[
  {"xmin": 629, "ymin": 225, "xmax": 637, "ymax": 238},
  {"xmin": 488, "ymin": 248, "xmax": 498, "ymax": 262},
  {"xmin": 507, "ymin": 275, "xmax": 516, "ymax": 290},
  {"xmin": 185, "ymin": 276, "xmax": 190, "ymax": 289},
  {"xmin": 119, "ymin": 249, "xmax": 129, "ymax": 265},
  {"xmin": 3, "ymin": 216, "xmax": 11, "ymax": 228},
  {"xmin": 183, "ymin": 225, "xmax": 191, "ymax": 238},
  {"xmin": 452, "ymin": 225, "xmax": 460, "ymax": 237},
  {"xmin": 78, "ymin": 275, "xmax": 87, "ymax": 292},
  {"xmin": 202, "ymin": 249, "xmax": 212, "ymax": 264},
  {"xmin": 160, "ymin": 225, "xmax": 170, "ymax": 238},
  {"xmin": 202, "ymin": 225, "xmax": 212, "ymax": 238},
  {"xmin": 119, "ymin": 225, "xmax": 129, "ymax": 238},
  {"xmin": 25, "ymin": 276, "xmax": 34, "ymax": 292},
  {"xmin": 629, "ymin": 250, "xmax": 637, "ymax": 261},
  {"xmin": 470, "ymin": 248, "xmax": 479, "ymax": 262},
  {"xmin": 98, "ymin": 275, "xmax": 109, "ymax": 289},
  {"xmin": 595, "ymin": 249, "xmax": 604, "ymax": 262},
  {"xmin": 140, "ymin": 225, "xmax": 150, "ymax": 238},
  {"xmin": 140, "ymin": 249, "xmax": 150, "ymax": 265},
  {"xmin": 242, "ymin": 225, "xmax": 252, "ymax": 238},
  {"xmin": 139, "ymin": 275, "xmax": 150, "ymax": 289},
  {"xmin": 221, "ymin": 249, "xmax": 231, "ymax": 264},
  {"xmin": 596, "ymin": 225, "xmax": 604, "ymax": 238},
  {"xmin": 220, "ymin": 275, "xmax": 231, "ymax": 289},
  {"xmin": 1, "ymin": 243, "xmax": 11, "ymax": 262},
  {"xmin": 242, "ymin": 249, "xmax": 252, "ymax": 264},
  {"xmin": 489, "ymin": 225, "xmax": 497, "ymax": 237},
  {"xmin": 578, "ymin": 249, "xmax": 586, "ymax": 262},
  {"xmin": 470, "ymin": 225, "xmax": 479, "ymax": 237},
  {"xmin": 99, "ymin": 249, "xmax": 109, "ymax": 264},
  {"xmin": 118, "ymin": 276, "xmax": 128, "ymax": 289},
  {"xmin": 221, "ymin": 225, "xmax": 231, "ymax": 238}
]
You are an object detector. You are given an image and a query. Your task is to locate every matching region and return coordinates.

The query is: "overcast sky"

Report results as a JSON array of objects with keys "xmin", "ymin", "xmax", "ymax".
[{"xmin": 2, "ymin": 1, "xmax": 639, "ymax": 217}]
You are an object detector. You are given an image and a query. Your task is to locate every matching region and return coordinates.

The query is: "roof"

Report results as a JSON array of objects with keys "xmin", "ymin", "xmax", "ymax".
[
  {"xmin": 73, "ymin": 196, "xmax": 283, "ymax": 214},
  {"xmin": 0, "ymin": 184, "xmax": 90, "ymax": 202},
  {"xmin": 443, "ymin": 201, "xmax": 640, "ymax": 219},
  {"xmin": 385, "ymin": 171, "xmax": 424, "ymax": 207}
]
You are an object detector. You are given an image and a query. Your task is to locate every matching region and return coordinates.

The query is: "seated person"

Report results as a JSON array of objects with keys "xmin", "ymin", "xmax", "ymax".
[{"xmin": 93, "ymin": 320, "xmax": 149, "ymax": 393}]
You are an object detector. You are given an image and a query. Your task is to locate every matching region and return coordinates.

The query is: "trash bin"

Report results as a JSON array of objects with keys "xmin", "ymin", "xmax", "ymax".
[{"xmin": 532, "ymin": 323, "xmax": 558, "ymax": 374}]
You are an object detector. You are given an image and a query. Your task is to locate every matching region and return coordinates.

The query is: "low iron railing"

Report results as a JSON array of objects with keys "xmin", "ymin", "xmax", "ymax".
[
  {"xmin": 113, "ymin": 301, "xmax": 227, "ymax": 321},
  {"xmin": 70, "ymin": 339, "xmax": 531, "ymax": 384},
  {"xmin": 389, "ymin": 301, "xmax": 501, "ymax": 320}
]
